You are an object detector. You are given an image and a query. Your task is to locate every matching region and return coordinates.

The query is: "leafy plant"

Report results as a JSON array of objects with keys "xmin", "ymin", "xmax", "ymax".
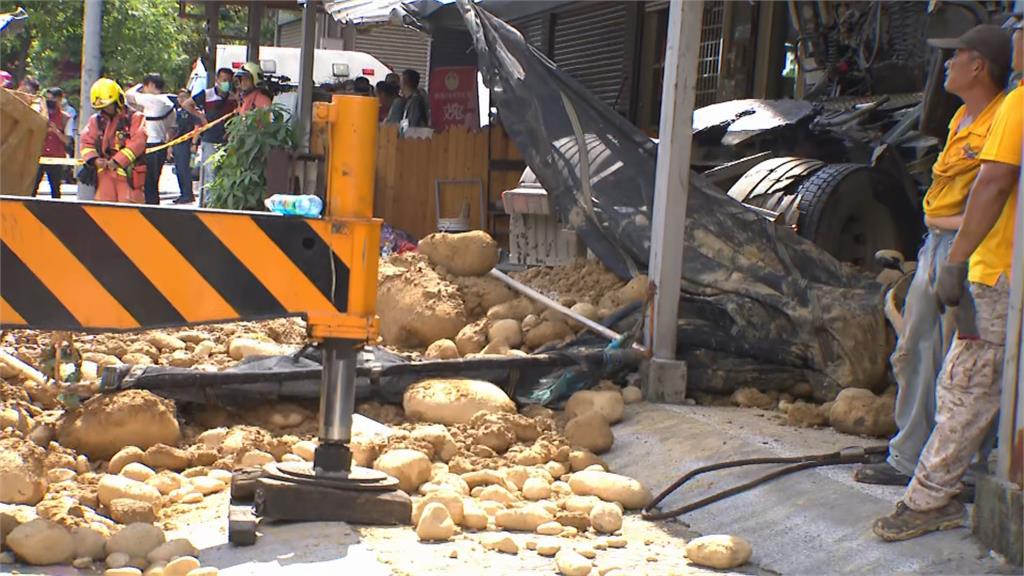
[{"xmin": 206, "ymin": 104, "xmax": 295, "ymax": 211}]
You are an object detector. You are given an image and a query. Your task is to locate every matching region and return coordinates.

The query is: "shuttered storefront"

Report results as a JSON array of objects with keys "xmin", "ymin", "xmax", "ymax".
[
  {"xmin": 551, "ymin": 3, "xmax": 628, "ymax": 113},
  {"xmin": 354, "ymin": 25, "xmax": 431, "ymax": 84},
  {"xmin": 278, "ymin": 18, "xmax": 302, "ymax": 48},
  {"xmin": 516, "ymin": 14, "xmax": 546, "ymax": 52}
]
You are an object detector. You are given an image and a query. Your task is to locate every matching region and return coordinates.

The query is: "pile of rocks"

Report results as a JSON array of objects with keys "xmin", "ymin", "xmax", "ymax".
[
  {"xmin": 377, "ymin": 231, "xmax": 649, "ymax": 358},
  {"xmin": 726, "ymin": 385, "xmax": 897, "ymax": 438},
  {"xmin": 3, "ymin": 518, "xmax": 215, "ymax": 575}
]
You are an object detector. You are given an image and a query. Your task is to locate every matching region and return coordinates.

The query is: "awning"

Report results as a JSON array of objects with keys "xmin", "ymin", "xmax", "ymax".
[{"xmin": 323, "ymin": 0, "xmax": 444, "ymax": 29}]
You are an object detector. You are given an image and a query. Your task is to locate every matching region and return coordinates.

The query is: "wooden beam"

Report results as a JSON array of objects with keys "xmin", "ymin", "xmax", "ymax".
[
  {"xmin": 644, "ymin": 0, "xmax": 703, "ymax": 401},
  {"xmin": 246, "ymin": 0, "xmax": 264, "ymax": 62}
]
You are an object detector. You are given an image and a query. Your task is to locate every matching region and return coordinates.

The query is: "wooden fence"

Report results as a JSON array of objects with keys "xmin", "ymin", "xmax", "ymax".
[{"xmin": 373, "ymin": 123, "xmax": 525, "ymax": 243}]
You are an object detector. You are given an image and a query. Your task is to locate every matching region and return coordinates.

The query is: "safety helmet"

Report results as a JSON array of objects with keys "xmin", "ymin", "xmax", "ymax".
[
  {"xmin": 234, "ymin": 62, "xmax": 263, "ymax": 84},
  {"xmin": 90, "ymin": 78, "xmax": 125, "ymax": 109}
]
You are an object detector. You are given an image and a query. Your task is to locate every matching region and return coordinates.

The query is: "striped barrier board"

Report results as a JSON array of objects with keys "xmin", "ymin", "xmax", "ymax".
[{"xmin": 0, "ymin": 197, "xmax": 382, "ymax": 341}]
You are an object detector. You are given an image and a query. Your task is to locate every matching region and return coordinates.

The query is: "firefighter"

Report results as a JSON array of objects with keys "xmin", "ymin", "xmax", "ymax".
[
  {"xmin": 79, "ymin": 78, "xmax": 147, "ymax": 203},
  {"xmin": 234, "ymin": 62, "xmax": 272, "ymax": 114}
]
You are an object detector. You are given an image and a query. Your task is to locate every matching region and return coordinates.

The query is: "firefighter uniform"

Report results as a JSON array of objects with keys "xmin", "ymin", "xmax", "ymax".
[{"xmin": 80, "ymin": 78, "xmax": 148, "ymax": 203}]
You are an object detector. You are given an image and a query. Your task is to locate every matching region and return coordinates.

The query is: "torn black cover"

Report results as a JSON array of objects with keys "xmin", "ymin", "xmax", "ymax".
[{"xmin": 459, "ymin": 1, "xmax": 890, "ymax": 397}]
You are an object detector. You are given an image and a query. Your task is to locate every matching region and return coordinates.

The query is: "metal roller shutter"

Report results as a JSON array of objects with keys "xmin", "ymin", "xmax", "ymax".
[
  {"xmin": 552, "ymin": 3, "xmax": 627, "ymax": 111},
  {"xmin": 353, "ymin": 25, "xmax": 431, "ymax": 83},
  {"xmin": 278, "ymin": 19, "xmax": 302, "ymax": 48},
  {"xmin": 517, "ymin": 15, "xmax": 545, "ymax": 52}
]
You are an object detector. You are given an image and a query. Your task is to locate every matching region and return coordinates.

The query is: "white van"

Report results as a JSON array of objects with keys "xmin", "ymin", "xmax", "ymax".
[{"xmin": 215, "ymin": 45, "xmax": 392, "ymax": 87}]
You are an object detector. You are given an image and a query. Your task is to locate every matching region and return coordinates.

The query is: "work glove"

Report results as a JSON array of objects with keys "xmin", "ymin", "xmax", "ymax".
[
  {"xmin": 955, "ymin": 289, "xmax": 979, "ymax": 340},
  {"xmin": 76, "ymin": 162, "xmax": 97, "ymax": 188},
  {"xmin": 935, "ymin": 261, "xmax": 968, "ymax": 308}
]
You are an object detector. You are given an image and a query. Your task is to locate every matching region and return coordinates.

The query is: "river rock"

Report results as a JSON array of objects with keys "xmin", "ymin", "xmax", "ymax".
[
  {"xmin": 684, "ymin": 534, "xmax": 752, "ymax": 569},
  {"xmin": 58, "ymin": 390, "xmax": 181, "ymax": 460},
  {"xmin": 98, "ymin": 475, "xmax": 163, "ymax": 509},
  {"xmin": 418, "ymin": 230, "xmax": 499, "ymax": 276},
  {"xmin": 589, "ymin": 502, "xmax": 623, "ymax": 534},
  {"xmin": 403, "ymin": 379, "xmax": 515, "ymax": 425},
  {"xmin": 143, "ymin": 444, "xmax": 191, "ymax": 471},
  {"xmin": 106, "ymin": 522, "xmax": 165, "ymax": 559},
  {"xmin": 0, "ymin": 436, "xmax": 47, "ymax": 505},
  {"xmin": 110, "ymin": 498, "xmax": 157, "ymax": 524},
  {"xmin": 148, "ymin": 539, "xmax": 198, "ymax": 564},
  {"xmin": 6, "ymin": 518, "xmax": 75, "ymax": 565},
  {"xmin": 373, "ymin": 449, "xmax": 431, "ymax": 493},
  {"xmin": 555, "ymin": 549, "xmax": 592, "ymax": 576},
  {"xmin": 416, "ymin": 502, "xmax": 456, "ymax": 541},
  {"xmin": 565, "ymin": 390, "xmax": 625, "ymax": 423},
  {"xmin": 829, "ymin": 388, "xmax": 897, "ymax": 437},
  {"xmin": 564, "ymin": 412, "xmax": 614, "ymax": 454},
  {"xmin": 71, "ymin": 525, "xmax": 108, "ymax": 560}
]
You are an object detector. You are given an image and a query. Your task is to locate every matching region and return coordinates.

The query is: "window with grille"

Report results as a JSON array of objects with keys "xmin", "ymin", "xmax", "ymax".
[{"xmin": 695, "ymin": 0, "xmax": 725, "ymax": 108}]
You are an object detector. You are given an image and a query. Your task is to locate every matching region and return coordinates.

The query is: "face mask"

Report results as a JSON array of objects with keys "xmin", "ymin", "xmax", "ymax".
[
  {"xmin": 45, "ymin": 100, "xmax": 57, "ymax": 110},
  {"xmin": 218, "ymin": 81, "xmax": 232, "ymax": 93}
]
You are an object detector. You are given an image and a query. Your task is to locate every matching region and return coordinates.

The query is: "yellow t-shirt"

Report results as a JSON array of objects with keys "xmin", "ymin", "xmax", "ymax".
[
  {"xmin": 969, "ymin": 84, "xmax": 1022, "ymax": 286},
  {"xmin": 922, "ymin": 94, "xmax": 1005, "ymax": 217}
]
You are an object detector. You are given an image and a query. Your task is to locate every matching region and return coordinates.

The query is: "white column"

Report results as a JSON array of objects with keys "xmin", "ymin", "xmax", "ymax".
[
  {"xmin": 996, "ymin": 144, "xmax": 1024, "ymax": 485},
  {"xmin": 644, "ymin": 0, "xmax": 703, "ymax": 402}
]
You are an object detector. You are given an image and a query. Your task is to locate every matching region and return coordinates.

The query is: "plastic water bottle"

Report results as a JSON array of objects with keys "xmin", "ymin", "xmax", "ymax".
[{"xmin": 265, "ymin": 194, "xmax": 324, "ymax": 218}]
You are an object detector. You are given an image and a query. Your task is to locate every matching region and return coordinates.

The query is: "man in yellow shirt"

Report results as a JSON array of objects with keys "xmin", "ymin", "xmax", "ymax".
[
  {"xmin": 875, "ymin": 18, "xmax": 1022, "ymax": 541},
  {"xmin": 855, "ymin": 25, "xmax": 1010, "ymax": 487}
]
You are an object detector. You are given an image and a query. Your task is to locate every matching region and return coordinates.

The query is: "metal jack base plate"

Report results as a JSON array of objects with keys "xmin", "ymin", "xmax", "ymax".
[
  {"xmin": 227, "ymin": 462, "xmax": 411, "ymax": 547},
  {"xmin": 228, "ymin": 462, "xmax": 412, "ymax": 547}
]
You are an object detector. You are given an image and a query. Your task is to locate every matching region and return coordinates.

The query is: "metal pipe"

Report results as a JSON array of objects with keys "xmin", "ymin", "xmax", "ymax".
[
  {"xmin": 489, "ymin": 269, "xmax": 631, "ymax": 345},
  {"xmin": 319, "ymin": 340, "xmax": 358, "ymax": 443}
]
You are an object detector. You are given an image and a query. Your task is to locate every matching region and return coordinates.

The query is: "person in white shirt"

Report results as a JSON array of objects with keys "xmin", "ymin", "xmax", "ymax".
[{"xmin": 127, "ymin": 74, "xmax": 175, "ymax": 205}]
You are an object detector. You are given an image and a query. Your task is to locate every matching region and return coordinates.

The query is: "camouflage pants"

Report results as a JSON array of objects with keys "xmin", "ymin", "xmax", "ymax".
[{"xmin": 903, "ymin": 277, "xmax": 1009, "ymax": 511}]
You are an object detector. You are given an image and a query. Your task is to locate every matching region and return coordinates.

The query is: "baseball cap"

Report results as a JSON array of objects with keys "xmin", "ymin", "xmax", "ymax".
[{"xmin": 928, "ymin": 24, "xmax": 1012, "ymax": 74}]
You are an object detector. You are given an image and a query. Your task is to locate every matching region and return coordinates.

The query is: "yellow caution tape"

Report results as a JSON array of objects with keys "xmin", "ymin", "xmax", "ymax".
[{"xmin": 38, "ymin": 111, "xmax": 237, "ymax": 166}]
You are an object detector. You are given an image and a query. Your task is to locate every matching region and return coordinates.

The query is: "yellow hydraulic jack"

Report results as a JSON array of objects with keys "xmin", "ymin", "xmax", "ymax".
[{"xmin": 0, "ymin": 94, "xmax": 412, "ymax": 542}]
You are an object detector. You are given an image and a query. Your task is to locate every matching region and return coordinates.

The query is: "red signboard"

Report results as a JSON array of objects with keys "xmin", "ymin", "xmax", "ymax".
[{"xmin": 429, "ymin": 66, "xmax": 479, "ymax": 132}]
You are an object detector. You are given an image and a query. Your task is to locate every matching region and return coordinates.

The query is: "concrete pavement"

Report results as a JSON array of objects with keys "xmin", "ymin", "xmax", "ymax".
[{"xmin": 604, "ymin": 403, "xmax": 1018, "ymax": 576}]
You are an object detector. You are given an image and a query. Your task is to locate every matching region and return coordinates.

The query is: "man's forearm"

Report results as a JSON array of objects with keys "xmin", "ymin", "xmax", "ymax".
[{"xmin": 948, "ymin": 162, "xmax": 1018, "ymax": 262}]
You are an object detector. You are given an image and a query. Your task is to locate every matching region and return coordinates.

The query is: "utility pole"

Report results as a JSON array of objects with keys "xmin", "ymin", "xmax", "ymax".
[
  {"xmin": 206, "ymin": 1, "xmax": 220, "ymax": 88},
  {"xmin": 295, "ymin": 0, "xmax": 318, "ymax": 155},
  {"xmin": 79, "ymin": 0, "xmax": 103, "ymax": 149},
  {"xmin": 644, "ymin": 0, "xmax": 702, "ymax": 402}
]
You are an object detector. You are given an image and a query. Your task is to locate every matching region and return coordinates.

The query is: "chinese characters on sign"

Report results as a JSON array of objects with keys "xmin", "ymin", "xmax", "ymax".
[{"xmin": 429, "ymin": 66, "xmax": 479, "ymax": 132}]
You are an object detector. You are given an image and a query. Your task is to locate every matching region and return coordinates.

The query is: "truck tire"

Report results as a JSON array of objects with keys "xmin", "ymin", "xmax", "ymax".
[{"xmin": 795, "ymin": 163, "xmax": 914, "ymax": 271}]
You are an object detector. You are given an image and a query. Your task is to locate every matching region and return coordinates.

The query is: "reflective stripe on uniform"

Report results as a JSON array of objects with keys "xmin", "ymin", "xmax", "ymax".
[{"xmin": 119, "ymin": 148, "xmax": 137, "ymax": 163}]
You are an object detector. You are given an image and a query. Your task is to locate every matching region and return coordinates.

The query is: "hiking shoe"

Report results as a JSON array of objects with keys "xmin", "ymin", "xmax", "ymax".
[
  {"xmin": 873, "ymin": 500, "xmax": 965, "ymax": 541},
  {"xmin": 854, "ymin": 462, "xmax": 911, "ymax": 486},
  {"xmin": 172, "ymin": 196, "xmax": 195, "ymax": 204}
]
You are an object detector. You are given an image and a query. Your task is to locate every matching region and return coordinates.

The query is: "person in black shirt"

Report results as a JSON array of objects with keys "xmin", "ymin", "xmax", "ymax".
[
  {"xmin": 169, "ymin": 88, "xmax": 203, "ymax": 204},
  {"xmin": 181, "ymin": 67, "xmax": 236, "ymax": 206},
  {"xmin": 400, "ymin": 69, "xmax": 429, "ymax": 128}
]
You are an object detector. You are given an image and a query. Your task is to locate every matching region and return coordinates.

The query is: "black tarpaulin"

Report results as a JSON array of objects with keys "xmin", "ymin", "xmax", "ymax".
[{"xmin": 459, "ymin": 1, "xmax": 890, "ymax": 398}]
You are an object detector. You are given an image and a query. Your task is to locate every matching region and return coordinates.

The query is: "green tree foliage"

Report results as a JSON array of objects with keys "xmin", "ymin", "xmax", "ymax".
[
  {"xmin": 206, "ymin": 104, "xmax": 295, "ymax": 211},
  {"xmin": 1, "ymin": 0, "xmax": 275, "ymax": 108}
]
